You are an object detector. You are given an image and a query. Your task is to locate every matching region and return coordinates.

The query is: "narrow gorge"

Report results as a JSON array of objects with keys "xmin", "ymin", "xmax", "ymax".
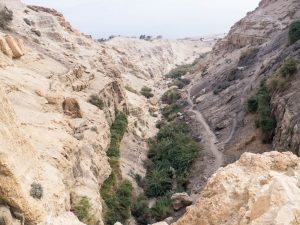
[{"xmin": 0, "ymin": 0, "xmax": 300, "ymax": 225}]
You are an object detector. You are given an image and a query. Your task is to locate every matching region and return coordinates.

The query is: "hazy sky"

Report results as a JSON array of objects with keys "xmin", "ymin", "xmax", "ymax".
[{"xmin": 22, "ymin": 0, "xmax": 260, "ymax": 39}]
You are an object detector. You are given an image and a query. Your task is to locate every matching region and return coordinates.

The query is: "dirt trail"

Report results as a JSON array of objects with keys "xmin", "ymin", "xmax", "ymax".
[{"xmin": 186, "ymin": 85, "xmax": 224, "ymax": 194}]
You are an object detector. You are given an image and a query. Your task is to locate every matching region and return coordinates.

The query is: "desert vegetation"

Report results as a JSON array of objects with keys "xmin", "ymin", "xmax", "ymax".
[
  {"xmin": 131, "ymin": 83, "xmax": 199, "ymax": 223},
  {"xmin": 30, "ymin": 183, "xmax": 43, "ymax": 199},
  {"xmin": 247, "ymin": 81, "xmax": 276, "ymax": 143},
  {"xmin": 101, "ymin": 112, "xmax": 133, "ymax": 225},
  {"xmin": 161, "ymin": 89, "xmax": 181, "ymax": 105},
  {"xmin": 248, "ymin": 59, "xmax": 298, "ymax": 144},
  {"xmin": 72, "ymin": 197, "xmax": 94, "ymax": 225},
  {"xmin": 289, "ymin": 21, "xmax": 300, "ymax": 44},
  {"xmin": 88, "ymin": 94, "xmax": 104, "ymax": 109},
  {"xmin": 140, "ymin": 86, "xmax": 154, "ymax": 99}
]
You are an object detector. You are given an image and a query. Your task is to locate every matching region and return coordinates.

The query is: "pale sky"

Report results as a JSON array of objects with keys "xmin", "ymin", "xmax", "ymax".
[{"xmin": 21, "ymin": 0, "xmax": 260, "ymax": 39}]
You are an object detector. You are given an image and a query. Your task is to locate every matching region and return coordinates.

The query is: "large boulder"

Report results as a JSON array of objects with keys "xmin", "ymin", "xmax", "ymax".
[
  {"xmin": 170, "ymin": 193, "xmax": 193, "ymax": 211},
  {"xmin": 173, "ymin": 152, "xmax": 300, "ymax": 225}
]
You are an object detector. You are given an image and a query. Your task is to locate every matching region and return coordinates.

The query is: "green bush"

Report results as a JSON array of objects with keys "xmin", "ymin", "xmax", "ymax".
[
  {"xmin": 151, "ymin": 194, "xmax": 173, "ymax": 221},
  {"xmin": 73, "ymin": 197, "xmax": 92, "ymax": 224},
  {"xmin": 103, "ymin": 180, "xmax": 133, "ymax": 225},
  {"xmin": 88, "ymin": 94, "xmax": 104, "ymax": 109},
  {"xmin": 30, "ymin": 183, "xmax": 43, "ymax": 199},
  {"xmin": 140, "ymin": 86, "xmax": 154, "ymax": 98},
  {"xmin": 248, "ymin": 81, "xmax": 276, "ymax": 143},
  {"xmin": 0, "ymin": 7, "xmax": 13, "ymax": 29},
  {"xmin": 289, "ymin": 21, "xmax": 300, "ymax": 44},
  {"xmin": 280, "ymin": 59, "xmax": 298, "ymax": 78},
  {"xmin": 161, "ymin": 89, "xmax": 181, "ymax": 105},
  {"xmin": 166, "ymin": 64, "xmax": 191, "ymax": 79},
  {"xmin": 125, "ymin": 85, "xmax": 139, "ymax": 95},
  {"xmin": 145, "ymin": 122, "xmax": 198, "ymax": 197},
  {"xmin": 161, "ymin": 103, "xmax": 183, "ymax": 121},
  {"xmin": 107, "ymin": 112, "xmax": 128, "ymax": 157},
  {"xmin": 155, "ymin": 120, "xmax": 167, "ymax": 129},
  {"xmin": 247, "ymin": 96, "xmax": 258, "ymax": 113},
  {"xmin": 172, "ymin": 78, "xmax": 190, "ymax": 89},
  {"xmin": 101, "ymin": 113, "xmax": 132, "ymax": 225},
  {"xmin": 144, "ymin": 164, "xmax": 173, "ymax": 197},
  {"xmin": 132, "ymin": 194, "xmax": 151, "ymax": 225}
]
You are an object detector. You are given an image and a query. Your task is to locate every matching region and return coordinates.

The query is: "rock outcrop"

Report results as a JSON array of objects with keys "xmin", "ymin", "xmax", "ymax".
[
  {"xmin": 173, "ymin": 151, "xmax": 300, "ymax": 225},
  {"xmin": 170, "ymin": 193, "xmax": 193, "ymax": 211},
  {"xmin": 0, "ymin": 35, "xmax": 25, "ymax": 58}
]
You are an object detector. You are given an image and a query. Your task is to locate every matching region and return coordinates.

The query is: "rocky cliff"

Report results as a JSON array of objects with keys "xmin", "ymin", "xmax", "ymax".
[
  {"xmin": 184, "ymin": 0, "xmax": 300, "ymax": 193},
  {"xmin": 0, "ymin": 1, "xmax": 210, "ymax": 224},
  {"xmin": 172, "ymin": 0, "xmax": 300, "ymax": 224}
]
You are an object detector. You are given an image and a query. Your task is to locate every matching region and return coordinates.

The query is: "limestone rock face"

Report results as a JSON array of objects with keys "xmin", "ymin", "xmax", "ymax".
[{"xmin": 173, "ymin": 152, "xmax": 300, "ymax": 225}]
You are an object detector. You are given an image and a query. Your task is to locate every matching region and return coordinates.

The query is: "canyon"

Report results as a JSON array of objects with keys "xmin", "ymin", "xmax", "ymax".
[{"xmin": 0, "ymin": 0, "xmax": 300, "ymax": 225}]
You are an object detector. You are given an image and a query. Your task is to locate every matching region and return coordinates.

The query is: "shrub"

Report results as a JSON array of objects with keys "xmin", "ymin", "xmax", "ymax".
[
  {"xmin": 289, "ymin": 21, "xmax": 300, "ymax": 44},
  {"xmin": 150, "ymin": 194, "xmax": 173, "ymax": 221},
  {"xmin": 73, "ymin": 197, "xmax": 91, "ymax": 224},
  {"xmin": 103, "ymin": 180, "xmax": 133, "ymax": 225},
  {"xmin": 161, "ymin": 89, "xmax": 181, "ymax": 105},
  {"xmin": 172, "ymin": 78, "xmax": 191, "ymax": 89},
  {"xmin": 166, "ymin": 64, "xmax": 191, "ymax": 79},
  {"xmin": 144, "ymin": 165, "xmax": 173, "ymax": 197},
  {"xmin": 101, "ymin": 113, "xmax": 132, "ymax": 225},
  {"xmin": 213, "ymin": 81, "xmax": 231, "ymax": 95},
  {"xmin": 140, "ymin": 86, "xmax": 154, "ymax": 99},
  {"xmin": 125, "ymin": 85, "xmax": 139, "ymax": 95},
  {"xmin": 280, "ymin": 59, "xmax": 297, "ymax": 78},
  {"xmin": 161, "ymin": 103, "xmax": 183, "ymax": 121},
  {"xmin": 107, "ymin": 112, "xmax": 128, "ymax": 157},
  {"xmin": 248, "ymin": 81, "xmax": 276, "ymax": 143},
  {"xmin": 30, "ymin": 183, "xmax": 43, "ymax": 199},
  {"xmin": 267, "ymin": 75, "xmax": 288, "ymax": 93},
  {"xmin": 145, "ymin": 123, "xmax": 198, "ymax": 198},
  {"xmin": 88, "ymin": 94, "xmax": 104, "ymax": 109},
  {"xmin": 132, "ymin": 194, "xmax": 151, "ymax": 225},
  {"xmin": 0, "ymin": 7, "xmax": 13, "ymax": 29},
  {"xmin": 247, "ymin": 96, "xmax": 258, "ymax": 113},
  {"xmin": 155, "ymin": 120, "xmax": 166, "ymax": 129}
]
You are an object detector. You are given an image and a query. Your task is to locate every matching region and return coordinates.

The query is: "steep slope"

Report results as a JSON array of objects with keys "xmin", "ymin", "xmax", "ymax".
[
  {"xmin": 184, "ymin": 0, "xmax": 300, "ymax": 193},
  {"xmin": 0, "ymin": 1, "xmax": 212, "ymax": 225}
]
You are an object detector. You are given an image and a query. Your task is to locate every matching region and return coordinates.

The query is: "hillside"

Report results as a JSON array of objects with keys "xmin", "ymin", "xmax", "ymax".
[
  {"xmin": 0, "ymin": 1, "xmax": 213, "ymax": 224},
  {"xmin": 1, "ymin": 0, "xmax": 300, "ymax": 225}
]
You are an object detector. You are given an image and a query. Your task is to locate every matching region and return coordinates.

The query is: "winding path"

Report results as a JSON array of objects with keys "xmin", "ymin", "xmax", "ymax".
[{"xmin": 186, "ymin": 85, "xmax": 224, "ymax": 193}]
